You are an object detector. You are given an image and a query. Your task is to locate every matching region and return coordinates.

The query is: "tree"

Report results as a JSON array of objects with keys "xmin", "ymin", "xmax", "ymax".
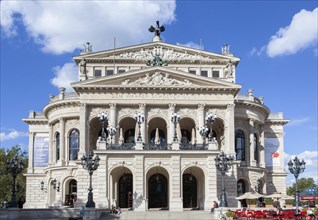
[
  {"xmin": 287, "ymin": 177, "xmax": 317, "ymax": 196},
  {"xmin": 0, "ymin": 145, "xmax": 28, "ymax": 207}
]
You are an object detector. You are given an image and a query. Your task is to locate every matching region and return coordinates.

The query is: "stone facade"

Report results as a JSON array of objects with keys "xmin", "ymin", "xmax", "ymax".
[{"xmin": 23, "ymin": 40, "xmax": 288, "ymax": 210}]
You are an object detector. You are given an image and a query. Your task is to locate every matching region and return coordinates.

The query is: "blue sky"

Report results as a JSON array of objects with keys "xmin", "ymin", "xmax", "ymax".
[{"xmin": 1, "ymin": 1, "xmax": 317, "ymax": 186}]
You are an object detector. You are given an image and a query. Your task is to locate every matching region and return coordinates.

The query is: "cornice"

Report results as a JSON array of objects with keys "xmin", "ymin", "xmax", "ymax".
[
  {"xmin": 22, "ymin": 118, "xmax": 48, "ymax": 125},
  {"xmin": 43, "ymin": 100, "xmax": 81, "ymax": 118},
  {"xmin": 234, "ymin": 100, "xmax": 270, "ymax": 117}
]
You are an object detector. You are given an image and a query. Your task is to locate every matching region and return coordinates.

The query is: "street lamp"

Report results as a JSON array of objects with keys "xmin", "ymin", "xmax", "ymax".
[
  {"xmin": 98, "ymin": 112, "xmax": 108, "ymax": 141},
  {"xmin": 288, "ymin": 156, "xmax": 306, "ymax": 210},
  {"xmin": 81, "ymin": 151, "xmax": 100, "ymax": 208},
  {"xmin": 205, "ymin": 113, "xmax": 217, "ymax": 141},
  {"xmin": 215, "ymin": 151, "xmax": 234, "ymax": 207},
  {"xmin": 107, "ymin": 126, "xmax": 116, "ymax": 146},
  {"xmin": 134, "ymin": 112, "xmax": 144, "ymax": 141},
  {"xmin": 171, "ymin": 112, "xmax": 180, "ymax": 142},
  {"xmin": 199, "ymin": 126, "xmax": 209, "ymax": 145},
  {"xmin": 6, "ymin": 156, "xmax": 24, "ymax": 208}
]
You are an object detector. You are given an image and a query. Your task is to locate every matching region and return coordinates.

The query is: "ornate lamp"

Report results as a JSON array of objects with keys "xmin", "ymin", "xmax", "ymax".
[
  {"xmin": 205, "ymin": 113, "xmax": 217, "ymax": 141},
  {"xmin": 81, "ymin": 151, "xmax": 100, "ymax": 208},
  {"xmin": 171, "ymin": 112, "xmax": 180, "ymax": 142},
  {"xmin": 199, "ymin": 126, "xmax": 209, "ymax": 145},
  {"xmin": 288, "ymin": 156, "xmax": 306, "ymax": 211},
  {"xmin": 6, "ymin": 156, "xmax": 24, "ymax": 208},
  {"xmin": 134, "ymin": 112, "xmax": 145, "ymax": 141},
  {"xmin": 215, "ymin": 151, "xmax": 234, "ymax": 207},
  {"xmin": 107, "ymin": 126, "xmax": 116, "ymax": 146},
  {"xmin": 98, "ymin": 112, "xmax": 108, "ymax": 141}
]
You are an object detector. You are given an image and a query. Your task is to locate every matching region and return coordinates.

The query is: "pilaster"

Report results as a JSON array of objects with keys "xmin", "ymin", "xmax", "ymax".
[
  {"xmin": 59, "ymin": 118, "xmax": 65, "ymax": 165},
  {"xmin": 169, "ymin": 155, "xmax": 183, "ymax": 211},
  {"xmin": 249, "ymin": 119, "xmax": 255, "ymax": 166},
  {"xmin": 49, "ymin": 124, "xmax": 53, "ymax": 166},
  {"xmin": 226, "ymin": 104, "xmax": 235, "ymax": 154},
  {"xmin": 134, "ymin": 155, "xmax": 146, "ymax": 211},
  {"xmin": 197, "ymin": 104, "xmax": 205, "ymax": 144},
  {"xmin": 79, "ymin": 103, "xmax": 87, "ymax": 155},
  {"xmin": 139, "ymin": 103, "xmax": 146, "ymax": 142},
  {"xmin": 205, "ymin": 155, "xmax": 217, "ymax": 211},
  {"xmin": 168, "ymin": 104, "xmax": 175, "ymax": 144},
  {"xmin": 28, "ymin": 132, "xmax": 35, "ymax": 173}
]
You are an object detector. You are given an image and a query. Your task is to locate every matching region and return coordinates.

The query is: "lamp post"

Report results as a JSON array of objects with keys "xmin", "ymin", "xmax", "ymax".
[
  {"xmin": 215, "ymin": 151, "xmax": 234, "ymax": 207},
  {"xmin": 107, "ymin": 126, "xmax": 116, "ymax": 146},
  {"xmin": 288, "ymin": 156, "xmax": 306, "ymax": 211},
  {"xmin": 6, "ymin": 156, "xmax": 24, "ymax": 208},
  {"xmin": 205, "ymin": 113, "xmax": 217, "ymax": 141},
  {"xmin": 199, "ymin": 126, "xmax": 209, "ymax": 145},
  {"xmin": 81, "ymin": 151, "xmax": 100, "ymax": 208},
  {"xmin": 134, "ymin": 112, "xmax": 144, "ymax": 141},
  {"xmin": 98, "ymin": 112, "xmax": 108, "ymax": 141},
  {"xmin": 171, "ymin": 112, "xmax": 180, "ymax": 142}
]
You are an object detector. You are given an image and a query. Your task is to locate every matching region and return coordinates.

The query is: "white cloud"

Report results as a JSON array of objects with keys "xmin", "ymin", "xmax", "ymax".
[
  {"xmin": 286, "ymin": 117, "xmax": 310, "ymax": 126},
  {"xmin": 176, "ymin": 42, "xmax": 203, "ymax": 50},
  {"xmin": 266, "ymin": 8, "xmax": 318, "ymax": 57},
  {"xmin": 51, "ymin": 63, "xmax": 78, "ymax": 91},
  {"xmin": 1, "ymin": 1, "xmax": 176, "ymax": 54},
  {"xmin": 0, "ymin": 129, "xmax": 28, "ymax": 142}
]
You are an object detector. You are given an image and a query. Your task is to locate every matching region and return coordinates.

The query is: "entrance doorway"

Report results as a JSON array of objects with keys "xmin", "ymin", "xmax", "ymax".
[
  {"xmin": 148, "ymin": 174, "xmax": 168, "ymax": 209},
  {"xmin": 183, "ymin": 174, "xmax": 197, "ymax": 208},
  {"xmin": 118, "ymin": 174, "xmax": 133, "ymax": 208}
]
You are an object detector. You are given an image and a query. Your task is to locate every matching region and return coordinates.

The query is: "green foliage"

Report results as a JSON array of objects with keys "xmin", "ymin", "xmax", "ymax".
[
  {"xmin": 264, "ymin": 198, "xmax": 273, "ymax": 205},
  {"xmin": 287, "ymin": 177, "xmax": 317, "ymax": 196},
  {"xmin": 285, "ymin": 199, "xmax": 294, "ymax": 205},
  {"xmin": 225, "ymin": 210, "xmax": 236, "ymax": 217},
  {"xmin": 0, "ymin": 145, "xmax": 28, "ymax": 205}
]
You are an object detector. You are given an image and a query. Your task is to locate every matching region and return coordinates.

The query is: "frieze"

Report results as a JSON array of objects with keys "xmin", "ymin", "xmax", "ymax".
[
  {"xmin": 105, "ymin": 46, "xmax": 224, "ymax": 62},
  {"xmin": 111, "ymin": 92, "xmax": 200, "ymax": 100},
  {"xmin": 121, "ymin": 72, "xmax": 193, "ymax": 87}
]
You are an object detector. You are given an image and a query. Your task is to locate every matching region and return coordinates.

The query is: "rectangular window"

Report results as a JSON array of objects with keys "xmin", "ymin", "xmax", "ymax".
[
  {"xmin": 106, "ymin": 70, "xmax": 114, "ymax": 76},
  {"xmin": 189, "ymin": 70, "xmax": 196, "ymax": 74},
  {"xmin": 94, "ymin": 69, "xmax": 102, "ymax": 77},
  {"xmin": 201, "ymin": 70, "xmax": 208, "ymax": 77},
  {"xmin": 118, "ymin": 69, "xmax": 126, "ymax": 74},
  {"xmin": 213, "ymin": 70, "xmax": 219, "ymax": 78}
]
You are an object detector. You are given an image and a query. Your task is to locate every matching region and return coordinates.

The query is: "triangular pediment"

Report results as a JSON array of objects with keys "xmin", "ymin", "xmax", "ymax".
[
  {"xmin": 72, "ymin": 67, "xmax": 241, "ymax": 93},
  {"xmin": 73, "ymin": 42, "xmax": 240, "ymax": 65}
]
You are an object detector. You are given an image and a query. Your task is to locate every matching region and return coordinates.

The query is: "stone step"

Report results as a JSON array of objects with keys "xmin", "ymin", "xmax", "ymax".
[{"xmin": 99, "ymin": 210, "xmax": 215, "ymax": 220}]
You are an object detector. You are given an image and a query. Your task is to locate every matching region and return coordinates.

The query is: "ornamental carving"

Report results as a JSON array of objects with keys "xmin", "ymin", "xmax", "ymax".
[
  {"xmin": 89, "ymin": 108, "xmax": 110, "ymax": 121},
  {"xmin": 121, "ymin": 72, "xmax": 193, "ymax": 87},
  {"xmin": 147, "ymin": 108, "xmax": 168, "ymax": 121},
  {"xmin": 118, "ymin": 108, "xmax": 138, "ymax": 120},
  {"xmin": 179, "ymin": 108, "xmax": 198, "ymax": 124},
  {"xmin": 65, "ymin": 119, "xmax": 79, "ymax": 131},
  {"xmin": 105, "ymin": 46, "xmax": 225, "ymax": 62}
]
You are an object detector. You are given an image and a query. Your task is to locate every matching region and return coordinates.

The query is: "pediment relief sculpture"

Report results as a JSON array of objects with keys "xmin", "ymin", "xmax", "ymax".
[
  {"xmin": 121, "ymin": 72, "xmax": 194, "ymax": 87},
  {"xmin": 106, "ymin": 46, "xmax": 225, "ymax": 62}
]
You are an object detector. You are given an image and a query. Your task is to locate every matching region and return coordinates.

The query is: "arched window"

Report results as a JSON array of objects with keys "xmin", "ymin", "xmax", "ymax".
[
  {"xmin": 237, "ymin": 179, "xmax": 246, "ymax": 196},
  {"xmin": 55, "ymin": 132, "xmax": 60, "ymax": 161},
  {"xmin": 235, "ymin": 130, "xmax": 245, "ymax": 160},
  {"xmin": 254, "ymin": 134, "xmax": 259, "ymax": 163},
  {"xmin": 69, "ymin": 129, "xmax": 79, "ymax": 160}
]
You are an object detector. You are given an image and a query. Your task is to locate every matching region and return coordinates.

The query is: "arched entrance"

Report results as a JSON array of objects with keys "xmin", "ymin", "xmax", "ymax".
[
  {"xmin": 183, "ymin": 174, "xmax": 197, "ymax": 208},
  {"xmin": 118, "ymin": 174, "xmax": 133, "ymax": 208},
  {"xmin": 148, "ymin": 174, "xmax": 168, "ymax": 209}
]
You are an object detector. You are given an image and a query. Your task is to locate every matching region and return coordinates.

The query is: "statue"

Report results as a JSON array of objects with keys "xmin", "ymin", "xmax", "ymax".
[{"xmin": 148, "ymin": 21, "xmax": 165, "ymax": 37}]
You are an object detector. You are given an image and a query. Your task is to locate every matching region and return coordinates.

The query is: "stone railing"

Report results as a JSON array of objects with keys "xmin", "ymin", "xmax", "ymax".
[
  {"xmin": 50, "ymin": 92, "xmax": 79, "ymax": 103},
  {"xmin": 143, "ymin": 144, "xmax": 171, "ymax": 150},
  {"xmin": 235, "ymin": 94, "xmax": 263, "ymax": 104},
  {"xmin": 179, "ymin": 144, "xmax": 207, "ymax": 150}
]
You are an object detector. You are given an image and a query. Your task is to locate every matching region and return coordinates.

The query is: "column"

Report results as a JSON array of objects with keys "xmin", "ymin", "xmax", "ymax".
[
  {"xmin": 260, "ymin": 129, "xmax": 265, "ymax": 168},
  {"xmin": 226, "ymin": 104, "xmax": 235, "ymax": 154},
  {"xmin": 109, "ymin": 103, "xmax": 117, "ymax": 144},
  {"xmin": 205, "ymin": 154, "xmax": 218, "ymax": 211},
  {"xmin": 170, "ymin": 155, "xmax": 183, "ymax": 211},
  {"xmin": 59, "ymin": 118, "xmax": 65, "ymax": 165},
  {"xmin": 197, "ymin": 104, "xmax": 205, "ymax": 144},
  {"xmin": 249, "ymin": 119, "xmax": 255, "ymax": 166},
  {"xmin": 134, "ymin": 155, "xmax": 146, "ymax": 211},
  {"xmin": 139, "ymin": 103, "xmax": 146, "ymax": 142},
  {"xmin": 168, "ymin": 104, "xmax": 175, "ymax": 144},
  {"xmin": 28, "ymin": 132, "xmax": 35, "ymax": 173},
  {"xmin": 79, "ymin": 103, "xmax": 87, "ymax": 154},
  {"xmin": 48, "ymin": 124, "xmax": 53, "ymax": 166}
]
